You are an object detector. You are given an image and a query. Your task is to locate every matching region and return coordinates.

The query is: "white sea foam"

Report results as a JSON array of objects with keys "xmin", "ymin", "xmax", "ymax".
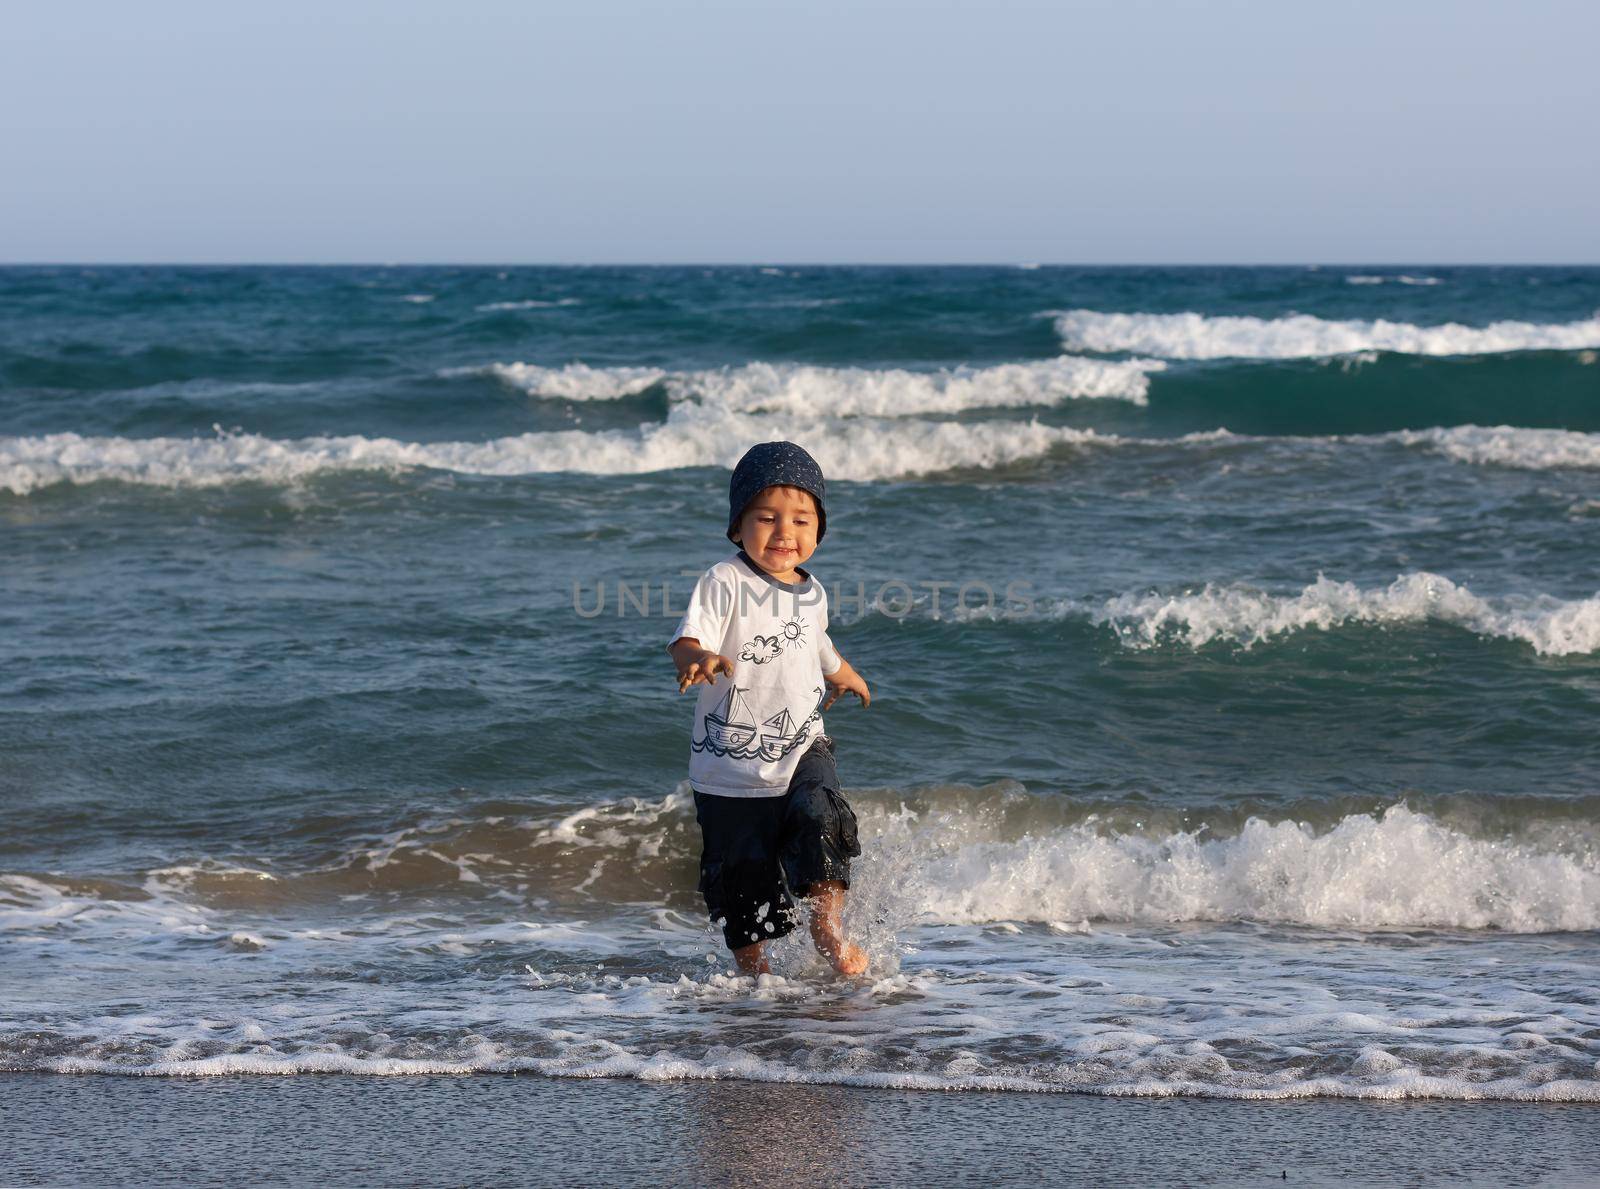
[
  {"xmin": 904, "ymin": 568, "xmax": 1600, "ymax": 656},
  {"xmin": 475, "ymin": 298, "xmax": 582, "ymax": 311},
  {"xmin": 10, "ymin": 797, "xmax": 1595, "ymax": 942},
  {"xmin": 1345, "ymin": 275, "xmax": 1443, "ymax": 286},
  {"xmin": 21, "ymin": 1042, "xmax": 1600, "ymax": 1101},
  {"xmin": 462, "ymin": 361, "xmax": 669, "ymax": 400},
  {"xmin": 8, "ymin": 419, "xmax": 1600, "ymax": 496},
  {"xmin": 1388, "ymin": 424, "xmax": 1600, "ymax": 471},
  {"xmin": 889, "ymin": 804, "xmax": 1600, "ymax": 932},
  {"xmin": 5, "ymin": 800, "xmax": 1599, "ymax": 1097},
  {"xmin": 0, "ymin": 409, "xmax": 1105, "ymax": 494},
  {"xmin": 7, "ymin": 835, "xmax": 1599, "ymax": 1100},
  {"xmin": 1149, "ymin": 423, "xmax": 1600, "ymax": 474},
  {"xmin": 0, "ymin": 873, "xmax": 218, "ymax": 939},
  {"xmin": 1050, "ymin": 308, "xmax": 1600, "ymax": 359},
  {"xmin": 1097, "ymin": 572, "xmax": 1600, "ymax": 656},
  {"xmin": 460, "ymin": 355, "xmax": 1164, "ymax": 412}
]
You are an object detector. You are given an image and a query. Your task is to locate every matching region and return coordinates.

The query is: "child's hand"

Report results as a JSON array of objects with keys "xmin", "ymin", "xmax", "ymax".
[
  {"xmin": 822, "ymin": 660, "xmax": 870, "ymax": 710},
  {"xmin": 677, "ymin": 650, "xmax": 735, "ymax": 693}
]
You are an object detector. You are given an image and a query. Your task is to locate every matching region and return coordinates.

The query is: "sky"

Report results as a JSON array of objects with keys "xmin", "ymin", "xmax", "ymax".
[{"xmin": 3, "ymin": 0, "xmax": 1596, "ymax": 264}]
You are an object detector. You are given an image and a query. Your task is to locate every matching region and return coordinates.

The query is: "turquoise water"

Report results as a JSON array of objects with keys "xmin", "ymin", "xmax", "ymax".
[{"xmin": 3, "ymin": 265, "xmax": 1598, "ymax": 1097}]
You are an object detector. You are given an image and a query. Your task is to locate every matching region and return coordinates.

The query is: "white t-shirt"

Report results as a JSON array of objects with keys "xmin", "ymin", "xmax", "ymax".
[{"xmin": 669, "ymin": 550, "xmax": 843, "ymax": 797}]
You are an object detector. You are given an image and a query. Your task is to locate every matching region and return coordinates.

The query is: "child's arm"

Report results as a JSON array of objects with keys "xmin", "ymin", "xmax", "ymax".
[
  {"xmin": 822, "ymin": 655, "xmax": 871, "ymax": 710},
  {"xmin": 816, "ymin": 593, "xmax": 867, "ymax": 711},
  {"xmin": 668, "ymin": 636, "xmax": 735, "ymax": 694}
]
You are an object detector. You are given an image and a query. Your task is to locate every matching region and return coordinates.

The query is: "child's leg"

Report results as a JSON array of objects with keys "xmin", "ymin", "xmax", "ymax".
[
  {"xmin": 806, "ymin": 879, "xmax": 867, "ymax": 976},
  {"xmin": 731, "ymin": 940, "xmax": 769, "ymax": 976},
  {"xmin": 693, "ymin": 792, "xmax": 796, "ymax": 973},
  {"xmin": 779, "ymin": 736, "xmax": 868, "ymax": 976}
]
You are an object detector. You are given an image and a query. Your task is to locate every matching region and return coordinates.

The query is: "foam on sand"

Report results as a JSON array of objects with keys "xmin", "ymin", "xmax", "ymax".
[
  {"xmin": 1050, "ymin": 309, "xmax": 1600, "ymax": 359},
  {"xmin": 15, "ymin": 1036, "xmax": 1600, "ymax": 1101}
]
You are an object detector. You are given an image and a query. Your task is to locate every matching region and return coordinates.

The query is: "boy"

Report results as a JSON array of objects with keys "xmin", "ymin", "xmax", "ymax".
[{"xmin": 667, "ymin": 441, "xmax": 872, "ymax": 977}]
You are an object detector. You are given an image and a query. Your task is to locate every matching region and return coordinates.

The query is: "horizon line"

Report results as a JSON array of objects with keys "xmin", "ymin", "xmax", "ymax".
[{"xmin": 4, "ymin": 260, "xmax": 1599, "ymax": 269}]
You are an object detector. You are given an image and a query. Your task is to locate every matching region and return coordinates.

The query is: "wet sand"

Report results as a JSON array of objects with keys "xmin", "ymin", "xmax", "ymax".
[{"xmin": 3, "ymin": 1074, "xmax": 1598, "ymax": 1186}]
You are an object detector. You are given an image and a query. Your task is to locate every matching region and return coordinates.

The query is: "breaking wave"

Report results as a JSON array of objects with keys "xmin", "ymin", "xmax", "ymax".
[
  {"xmin": 5, "ymin": 795, "xmax": 1599, "ymax": 934},
  {"xmin": 0, "ymin": 411, "xmax": 1106, "ymax": 494},
  {"xmin": 474, "ymin": 298, "xmax": 582, "ymax": 311},
  {"xmin": 7, "ymin": 419, "xmax": 1600, "ymax": 496},
  {"xmin": 893, "ymin": 802, "xmax": 1600, "ymax": 933},
  {"xmin": 1095, "ymin": 573, "xmax": 1600, "ymax": 657},
  {"xmin": 1386, "ymin": 424, "xmax": 1600, "ymax": 470},
  {"xmin": 5, "ymin": 794, "xmax": 1598, "ymax": 1096},
  {"xmin": 453, "ymin": 356, "xmax": 1165, "ymax": 412},
  {"xmin": 1051, "ymin": 309, "xmax": 1600, "ymax": 359},
  {"xmin": 1345, "ymin": 275, "xmax": 1443, "ymax": 286}
]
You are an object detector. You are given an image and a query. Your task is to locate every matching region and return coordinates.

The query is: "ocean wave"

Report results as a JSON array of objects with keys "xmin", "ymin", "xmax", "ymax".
[
  {"xmin": 454, "ymin": 356, "xmax": 1165, "ymax": 412},
  {"xmin": 1345, "ymin": 275, "xmax": 1443, "ymax": 286},
  {"xmin": 888, "ymin": 803, "xmax": 1600, "ymax": 932},
  {"xmin": 6, "ymin": 419, "xmax": 1597, "ymax": 496},
  {"xmin": 6, "ymin": 796, "xmax": 1598, "ymax": 1096},
  {"xmin": 1050, "ymin": 309, "xmax": 1600, "ymax": 359},
  {"xmin": 897, "ymin": 569, "xmax": 1600, "ymax": 656},
  {"xmin": 455, "ymin": 361, "xmax": 669, "ymax": 400},
  {"xmin": 8, "ymin": 793, "xmax": 1597, "ymax": 934},
  {"xmin": 1094, "ymin": 572, "xmax": 1600, "ymax": 656},
  {"xmin": 1387, "ymin": 424, "xmax": 1600, "ymax": 470},
  {"xmin": 474, "ymin": 298, "xmax": 583, "ymax": 311},
  {"xmin": 0, "ymin": 411, "xmax": 1105, "ymax": 494}
]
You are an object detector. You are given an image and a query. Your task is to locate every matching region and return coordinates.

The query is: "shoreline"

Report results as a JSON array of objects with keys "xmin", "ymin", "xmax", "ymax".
[{"xmin": 4, "ymin": 1072, "xmax": 1598, "ymax": 1187}]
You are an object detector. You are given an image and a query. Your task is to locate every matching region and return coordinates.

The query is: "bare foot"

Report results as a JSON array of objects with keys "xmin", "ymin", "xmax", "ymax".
[
  {"xmin": 733, "ymin": 941, "xmax": 769, "ymax": 976},
  {"xmin": 827, "ymin": 940, "xmax": 869, "ymax": 977},
  {"xmin": 807, "ymin": 880, "xmax": 868, "ymax": 976}
]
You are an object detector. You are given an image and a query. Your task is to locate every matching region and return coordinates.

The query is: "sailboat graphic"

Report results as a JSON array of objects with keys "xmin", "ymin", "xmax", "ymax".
[
  {"xmin": 759, "ymin": 708, "xmax": 798, "ymax": 758},
  {"xmin": 703, "ymin": 685, "xmax": 758, "ymax": 750},
  {"xmin": 692, "ymin": 686, "xmax": 826, "ymax": 761}
]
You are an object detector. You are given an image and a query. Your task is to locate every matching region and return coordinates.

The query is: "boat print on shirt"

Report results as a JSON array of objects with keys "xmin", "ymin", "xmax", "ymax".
[{"xmin": 693, "ymin": 683, "xmax": 824, "ymax": 761}]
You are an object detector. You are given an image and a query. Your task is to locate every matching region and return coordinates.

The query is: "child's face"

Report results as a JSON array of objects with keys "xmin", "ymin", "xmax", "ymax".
[{"xmin": 732, "ymin": 485, "xmax": 819, "ymax": 581}]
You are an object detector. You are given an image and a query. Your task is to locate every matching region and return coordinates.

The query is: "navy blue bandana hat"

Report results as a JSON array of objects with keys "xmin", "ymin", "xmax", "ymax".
[{"xmin": 726, "ymin": 441, "xmax": 827, "ymax": 544}]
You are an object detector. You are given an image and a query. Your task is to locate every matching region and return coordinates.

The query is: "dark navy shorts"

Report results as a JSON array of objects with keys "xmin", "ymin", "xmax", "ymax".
[{"xmin": 692, "ymin": 734, "xmax": 861, "ymax": 951}]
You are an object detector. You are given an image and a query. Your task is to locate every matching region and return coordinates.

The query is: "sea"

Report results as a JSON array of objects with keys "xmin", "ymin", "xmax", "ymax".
[{"xmin": 2, "ymin": 264, "xmax": 1598, "ymax": 1102}]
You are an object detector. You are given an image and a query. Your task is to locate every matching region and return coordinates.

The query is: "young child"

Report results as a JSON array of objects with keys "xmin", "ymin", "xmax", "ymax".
[{"xmin": 667, "ymin": 441, "xmax": 872, "ymax": 977}]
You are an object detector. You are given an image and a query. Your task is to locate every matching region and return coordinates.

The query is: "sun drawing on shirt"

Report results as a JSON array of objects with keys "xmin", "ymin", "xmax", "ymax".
[{"xmin": 781, "ymin": 618, "xmax": 807, "ymax": 648}]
